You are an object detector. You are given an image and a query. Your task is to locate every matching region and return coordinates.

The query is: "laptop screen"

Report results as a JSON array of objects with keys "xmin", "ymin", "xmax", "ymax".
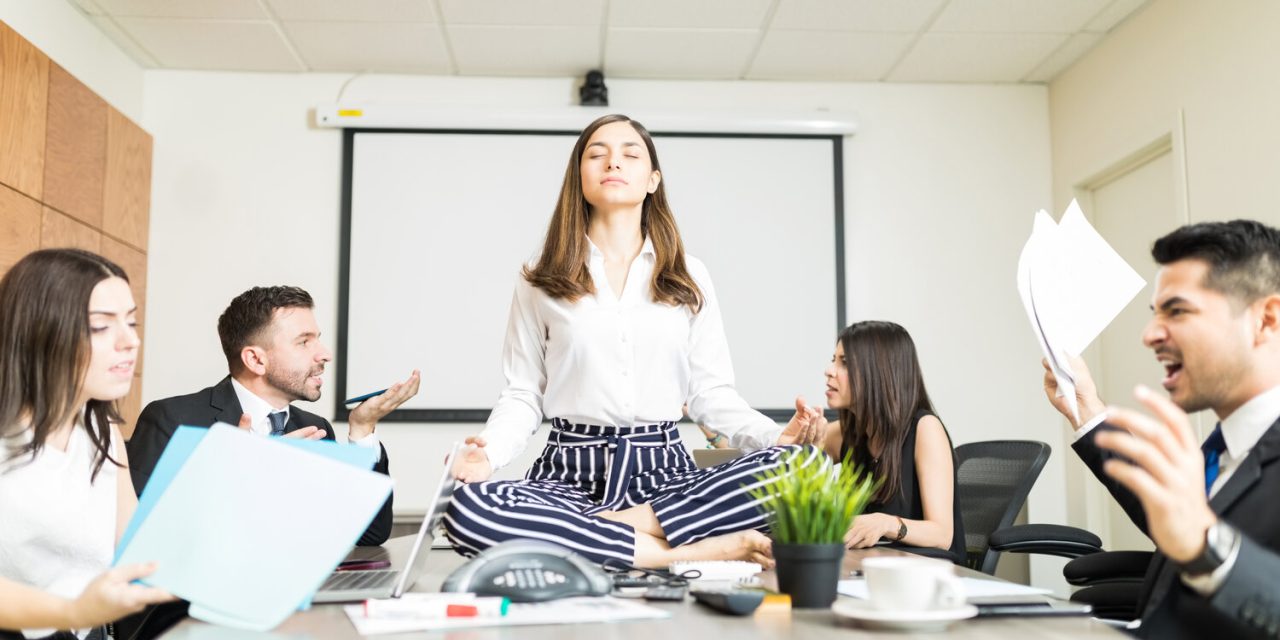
[{"xmin": 392, "ymin": 442, "xmax": 460, "ymax": 596}]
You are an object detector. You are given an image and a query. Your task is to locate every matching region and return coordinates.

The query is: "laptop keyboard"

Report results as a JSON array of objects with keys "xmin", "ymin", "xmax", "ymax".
[{"xmin": 320, "ymin": 570, "xmax": 398, "ymax": 592}]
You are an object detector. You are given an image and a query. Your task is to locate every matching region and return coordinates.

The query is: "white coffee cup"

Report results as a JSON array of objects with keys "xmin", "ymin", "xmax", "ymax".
[{"xmin": 861, "ymin": 557, "xmax": 965, "ymax": 612}]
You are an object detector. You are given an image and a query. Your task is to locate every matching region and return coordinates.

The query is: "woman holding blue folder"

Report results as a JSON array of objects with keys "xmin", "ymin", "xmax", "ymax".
[
  {"xmin": 444, "ymin": 114, "xmax": 825, "ymax": 568},
  {"xmin": 0, "ymin": 249, "xmax": 171, "ymax": 638}
]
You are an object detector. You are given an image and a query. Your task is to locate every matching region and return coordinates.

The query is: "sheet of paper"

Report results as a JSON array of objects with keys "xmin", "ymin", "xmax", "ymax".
[
  {"xmin": 114, "ymin": 425, "xmax": 393, "ymax": 631},
  {"xmin": 343, "ymin": 597, "xmax": 669, "ymax": 635},
  {"xmin": 1016, "ymin": 200, "xmax": 1146, "ymax": 423},
  {"xmin": 838, "ymin": 577, "xmax": 1051, "ymax": 601},
  {"xmin": 118, "ymin": 424, "xmax": 380, "ymax": 557}
]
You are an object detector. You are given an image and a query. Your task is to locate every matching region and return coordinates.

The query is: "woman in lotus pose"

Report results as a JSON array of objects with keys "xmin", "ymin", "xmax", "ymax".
[{"xmin": 445, "ymin": 114, "xmax": 825, "ymax": 568}]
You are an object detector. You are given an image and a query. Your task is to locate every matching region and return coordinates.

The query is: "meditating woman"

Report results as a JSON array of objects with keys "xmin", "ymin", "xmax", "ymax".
[{"xmin": 444, "ymin": 114, "xmax": 825, "ymax": 569}]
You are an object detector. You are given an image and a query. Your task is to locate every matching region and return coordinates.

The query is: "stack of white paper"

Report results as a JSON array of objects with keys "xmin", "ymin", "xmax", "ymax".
[
  {"xmin": 1016, "ymin": 200, "xmax": 1146, "ymax": 422},
  {"xmin": 343, "ymin": 596, "xmax": 670, "ymax": 635},
  {"xmin": 114, "ymin": 425, "xmax": 394, "ymax": 631}
]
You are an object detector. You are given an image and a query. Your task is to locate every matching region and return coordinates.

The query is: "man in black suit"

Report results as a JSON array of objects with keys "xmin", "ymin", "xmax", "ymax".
[
  {"xmin": 1044, "ymin": 220, "xmax": 1280, "ymax": 638},
  {"xmin": 127, "ymin": 285, "xmax": 420, "ymax": 547}
]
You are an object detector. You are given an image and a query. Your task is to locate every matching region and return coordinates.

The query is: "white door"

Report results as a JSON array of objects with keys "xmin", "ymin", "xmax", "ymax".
[{"xmin": 1087, "ymin": 148, "xmax": 1182, "ymax": 551}]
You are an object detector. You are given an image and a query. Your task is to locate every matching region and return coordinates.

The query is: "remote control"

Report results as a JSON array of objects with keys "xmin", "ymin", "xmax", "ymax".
[{"xmin": 691, "ymin": 588, "xmax": 765, "ymax": 615}]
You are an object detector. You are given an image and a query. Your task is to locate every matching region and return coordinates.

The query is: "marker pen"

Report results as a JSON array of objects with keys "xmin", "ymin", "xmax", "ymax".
[{"xmin": 363, "ymin": 596, "xmax": 510, "ymax": 619}]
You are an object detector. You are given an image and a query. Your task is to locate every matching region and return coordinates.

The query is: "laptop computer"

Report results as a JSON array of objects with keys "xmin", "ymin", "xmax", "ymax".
[{"xmin": 311, "ymin": 443, "xmax": 460, "ymax": 603}]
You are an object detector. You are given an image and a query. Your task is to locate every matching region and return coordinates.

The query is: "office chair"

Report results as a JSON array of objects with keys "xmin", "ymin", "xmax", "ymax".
[
  {"xmin": 890, "ymin": 440, "xmax": 1058, "ymax": 572},
  {"xmin": 989, "ymin": 523, "xmax": 1152, "ymax": 620}
]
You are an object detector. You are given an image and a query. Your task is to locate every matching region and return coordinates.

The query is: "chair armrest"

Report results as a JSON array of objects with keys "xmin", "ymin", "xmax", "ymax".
[
  {"xmin": 1063, "ymin": 550, "xmax": 1154, "ymax": 585},
  {"xmin": 987, "ymin": 524, "xmax": 1104, "ymax": 559}
]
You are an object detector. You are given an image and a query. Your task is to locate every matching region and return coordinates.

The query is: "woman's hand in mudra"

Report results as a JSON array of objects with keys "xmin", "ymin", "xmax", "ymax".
[
  {"xmin": 777, "ymin": 395, "xmax": 827, "ymax": 446},
  {"xmin": 453, "ymin": 436, "xmax": 494, "ymax": 483}
]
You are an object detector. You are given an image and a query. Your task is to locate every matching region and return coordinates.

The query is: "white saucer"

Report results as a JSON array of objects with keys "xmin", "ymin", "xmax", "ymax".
[{"xmin": 832, "ymin": 599, "xmax": 978, "ymax": 632}]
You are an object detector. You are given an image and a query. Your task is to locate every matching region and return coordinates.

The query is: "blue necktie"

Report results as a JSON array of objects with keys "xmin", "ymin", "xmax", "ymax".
[
  {"xmin": 268, "ymin": 410, "xmax": 289, "ymax": 437},
  {"xmin": 1202, "ymin": 424, "xmax": 1226, "ymax": 496}
]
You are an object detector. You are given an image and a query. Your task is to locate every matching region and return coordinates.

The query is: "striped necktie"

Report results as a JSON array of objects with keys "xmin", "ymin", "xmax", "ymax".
[
  {"xmin": 1202, "ymin": 424, "xmax": 1227, "ymax": 496},
  {"xmin": 268, "ymin": 410, "xmax": 289, "ymax": 436}
]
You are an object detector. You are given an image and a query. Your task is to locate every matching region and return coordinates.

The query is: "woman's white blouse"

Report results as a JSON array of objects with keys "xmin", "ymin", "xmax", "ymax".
[
  {"xmin": 479, "ymin": 237, "xmax": 781, "ymax": 469},
  {"xmin": 0, "ymin": 423, "xmax": 117, "ymax": 638}
]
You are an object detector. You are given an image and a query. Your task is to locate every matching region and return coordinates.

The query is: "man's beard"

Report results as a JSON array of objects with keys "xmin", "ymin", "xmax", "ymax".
[{"xmin": 266, "ymin": 366, "xmax": 323, "ymax": 402}]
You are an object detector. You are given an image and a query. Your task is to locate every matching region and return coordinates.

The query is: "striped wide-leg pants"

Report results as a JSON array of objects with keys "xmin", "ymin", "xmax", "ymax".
[{"xmin": 444, "ymin": 418, "xmax": 825, "ymax": 564}]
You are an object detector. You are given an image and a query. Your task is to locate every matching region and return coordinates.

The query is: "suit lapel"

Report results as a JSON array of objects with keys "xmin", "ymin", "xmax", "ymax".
[
  {"xmin": 1210, "ymin": 416, "xmax": 1280, "ymax": 515},
  {"xmin": 209, "ymin": 376, "xmax": 247, "ymax": 427}
]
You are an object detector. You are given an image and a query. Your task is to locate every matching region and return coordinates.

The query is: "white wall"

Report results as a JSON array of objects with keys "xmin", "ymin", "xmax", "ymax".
[
  {"xmin": 0, "ymin": 0, "xmax": 145, "ymax": 122},
  {"xmin": 141, "ymin": 71, "xmax": 1065, "ymax": 587}
]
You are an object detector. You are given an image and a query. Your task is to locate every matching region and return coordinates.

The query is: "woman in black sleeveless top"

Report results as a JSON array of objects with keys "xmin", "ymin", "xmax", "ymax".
[{"xmin": 813, "ymin": 321, "xmax": 966, "ymax": 564}]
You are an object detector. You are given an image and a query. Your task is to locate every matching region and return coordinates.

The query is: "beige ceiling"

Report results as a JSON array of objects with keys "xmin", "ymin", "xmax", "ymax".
[{"xmin": 69, "ymin": 0, "xmax": 1150, "ymax": 83}]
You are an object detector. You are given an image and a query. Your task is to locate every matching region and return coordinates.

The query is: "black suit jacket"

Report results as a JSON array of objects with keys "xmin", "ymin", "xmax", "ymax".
[
  {"xmin": 126, "ymin": 376, "xmax": 393, "ymax": 546},
  {"xmin": 1074, "ymin": 418, "xmax": 1280, "ymax": 638}
]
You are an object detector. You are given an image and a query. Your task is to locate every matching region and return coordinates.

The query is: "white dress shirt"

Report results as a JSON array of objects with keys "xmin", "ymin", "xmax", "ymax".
[
  {"xmin": 230, "ymin": 378, "xmax": 379, "ymax": 449},
  {"xmin": 478, "ymin": 236, "xmax": 781, "ymax": 470},
  {"xmin": 1076, "ymin": 384, "xmax": 1280, "ymax": 594}
]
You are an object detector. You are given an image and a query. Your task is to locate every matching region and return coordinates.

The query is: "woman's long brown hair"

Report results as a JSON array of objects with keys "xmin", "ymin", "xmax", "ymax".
[
  {"xmin": 523, "ymin": 114, "xmax": 703, "ymax": 311},
  {"xmin": 836, "ymin": 321, "xmax": 937, "ymax": 503},
  {"xmin": 0, "ymin": 249, "xmax": 129, "ymax": 481}
]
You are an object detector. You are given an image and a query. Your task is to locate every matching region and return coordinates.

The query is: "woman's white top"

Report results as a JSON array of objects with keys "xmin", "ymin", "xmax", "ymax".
[
  {"xmin": 0, "ymin": 422, "xmax": 117, "ymax": 638},
  {"xmin": 479, "ymin": 237, "xmax": 782, "ymax": 469}
]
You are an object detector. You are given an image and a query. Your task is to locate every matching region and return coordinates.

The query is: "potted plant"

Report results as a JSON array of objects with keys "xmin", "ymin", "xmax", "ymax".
[{"xmin": 749, "ymin": 449, "xmax": 879, "ymax": 608}]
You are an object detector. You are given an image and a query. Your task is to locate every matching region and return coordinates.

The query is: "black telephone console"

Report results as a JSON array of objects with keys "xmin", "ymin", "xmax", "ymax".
[{"xmin": 440, "ymin": 539, "xmax": 613, "ymax": 602}]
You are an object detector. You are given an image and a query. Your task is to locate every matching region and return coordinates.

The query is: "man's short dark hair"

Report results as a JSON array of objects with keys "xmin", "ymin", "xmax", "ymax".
[
  {"xmin": 1151, "ymin": 220, "xmax": 1280, "ymax": 306},
  {"xmin": 217, "ymin": 286, "xmax": 314, "ymax": 373}
]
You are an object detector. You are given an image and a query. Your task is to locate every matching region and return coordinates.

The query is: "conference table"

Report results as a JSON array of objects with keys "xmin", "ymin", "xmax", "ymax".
[{"xmin": 162, "ymin": 536, "xmax": 1125, "ymax": 639}]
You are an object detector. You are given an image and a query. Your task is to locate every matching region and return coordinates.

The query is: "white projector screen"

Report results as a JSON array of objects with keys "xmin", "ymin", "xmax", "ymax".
[{"xmin": 337, "ymin": 128, "xmax": 845, "ymax": 422}]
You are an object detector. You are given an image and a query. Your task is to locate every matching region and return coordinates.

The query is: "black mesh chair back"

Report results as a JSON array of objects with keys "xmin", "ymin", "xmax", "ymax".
[{"xmin": 955, "ymin": 440, "xmax": 1051, "ymax": 575}]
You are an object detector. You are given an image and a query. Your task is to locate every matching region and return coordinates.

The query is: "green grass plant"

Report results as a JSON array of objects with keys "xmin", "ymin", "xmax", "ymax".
[{"xmin": 749, "ymin": 449, "xmax": 881, "ymax": 545}]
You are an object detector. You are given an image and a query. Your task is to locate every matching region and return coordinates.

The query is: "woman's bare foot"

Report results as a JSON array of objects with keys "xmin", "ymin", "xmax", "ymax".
[{"xmin": 633, "ymin": 529, "xmax": 774, "ymax": 569}]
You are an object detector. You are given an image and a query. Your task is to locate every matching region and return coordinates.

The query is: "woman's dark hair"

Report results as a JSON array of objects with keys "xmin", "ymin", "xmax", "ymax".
[
  {"xmin": 835, "ymin": 320, "xmax": 936, "ymax": 503},
  {"xmin": 522, "ymin": 113, "xmax": 703, "ymax": 312},
  {"xmin": 0, "ymin": 249, "xmax": 130, "ymax": 480}
]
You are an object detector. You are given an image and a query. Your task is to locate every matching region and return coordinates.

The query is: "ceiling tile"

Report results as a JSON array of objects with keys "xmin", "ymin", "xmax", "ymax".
[
  {"xmin": 284, "ymin": 21, "xmax": 449, "ymax": 72},
  {"xmin": 266, "ymin": 0, "xmax": 435, "ymax": 22},
  {"xmin": 930, "ymin": 0, "xmax": 1111, "ymax": 33},
  {"xmin": 770, "ymin": 0, "xmax": 946, "ymax": 32},
  {"xmin": 115, "ymin": 18, "xmax": 304, "ymax": 71},
  {"xmin": 889, "ymin": 32, "xmax": 1068, "ymax": 82},
  {"xmin": 605, "ymin": 28, "xmax": 758, "ymax": 79},
  {"xmin": 448, "ymin": 25, "xmax": 600, "ymax": 75},
  {"xmin": 748, "ymin": 30, "xmax": 915, "ymax": 81},
  {"xmin": 96, "ymin": 0, "xmax": 266, "ymax": 19},
  {"xmin": 89, "ymin": 16, "xmax": 160, "ymax": 67},
  {"xmin": 1084, "ymin": 0, "xmax": 1151, "ymax": 32},
  {"xmin": 609, "ymin": 0, "xmax": 772, "ymax": 29},
  {"xmin": 439, "ymin": 0, "xmax": 603, "ymax": 26},
  {"xmin": 1023, "ymin": 31, "xmax": 1102, "ymax": 82}
]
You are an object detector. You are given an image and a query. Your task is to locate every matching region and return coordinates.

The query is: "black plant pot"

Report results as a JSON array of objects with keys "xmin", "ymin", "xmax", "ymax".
[{"xmin": 773, "ymin": 542, "xmax": 846, "ymax": 608}]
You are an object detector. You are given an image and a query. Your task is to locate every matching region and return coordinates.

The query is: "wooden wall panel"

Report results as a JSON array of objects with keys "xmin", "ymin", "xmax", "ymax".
[
  {"xmin": 43, "ymin": 64, "xmax": 107, "ymax": 227},
  {"xmin": 100, "ymin": 235, "xmax": 147, "ymax": 375},
  {"xmin": 0, "ymin": 22, "xmax": 49, "ymax": 200},
  {"xmin": 41, "ymin": 206, "xmax": 101, "ymax": 253},
  {"xmin": 0, "ymin": 183, "xmax": 42, "ymax": 275},
  {"xmin": 103, "ymin": 109, "xmax": 151, "ymax": 251}
]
